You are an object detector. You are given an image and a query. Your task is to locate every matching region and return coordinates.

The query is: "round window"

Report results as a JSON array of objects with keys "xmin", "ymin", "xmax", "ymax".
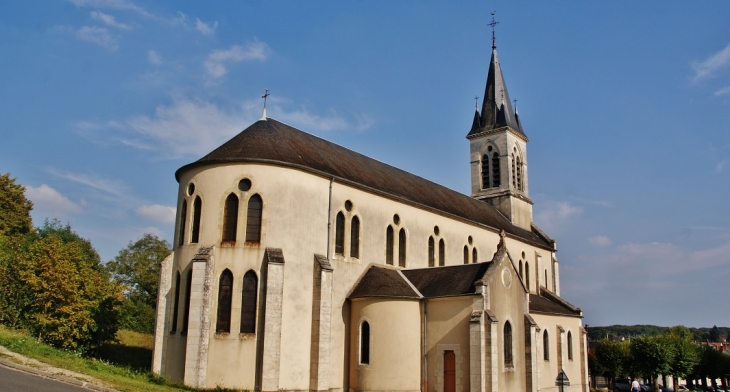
[
  {"xmin": 393, "ymin": 214, "xmax": 400, "ymax": 225},
  {"xmin": 238, "ymin": 178, "xmax": 252, "ymax": 191},
  {"xmin": 187, "ymin": 183, "xmax": 195, "ymax": 196},
  {"xmin": 468, "ymin": 235, "xmax": 473, "ymax": 245},
  {"xmin": 434, "ymin": 226, "xmax": 440, "ymax": 235},
  {"xmin": 345, "ymin": 200, "xmax": 353, "ymax": 212}
]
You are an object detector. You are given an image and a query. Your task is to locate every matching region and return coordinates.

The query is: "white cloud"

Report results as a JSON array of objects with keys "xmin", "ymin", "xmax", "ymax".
[
  {"xmin": 75, "ymin": 26, "xmax": 118, "ymax": 50},
  {"xmin": 147, "ymin": 50, "xmax": 163, "ymax": 65},
  {"xmin": 46, "ymin": 169, "xmax": 130, "ymax": 199},
  {"xmin": 195, "ymin": 18, "xmax": 217, "ymax": 36},
  {"xmin": 715, "ymin": 86, "xmax": 730, "ymax": 96},
  {"xmin": 534, "ymin": 201, "xmax": 582, "ymax": 232},
  {"xmin": 67, "ymin": 0, "xmax": 151, "ymax": 17},
  {"xmin": 136, "ymin": 204, "xmax": 176, "ymax": 224},
  {"xmin": 90, "ymin": 10, "xmax": 131, "ymax": 30},
  {"xmin": 717, "ymin": 159, "xmax": 727, "ymax": 173},
  {"xmin": 25, "ymin": 184, "xmax": 82, "ymax": 215},
  {"xmin": 204, "ymin": 42, "xmax": 270, "ymax": 79},
  {"xmin": 692, "ymin": 42, "xmax": 730, "ymax": 82},
  {"xmin": 588, "ymin": 235, "xmax": 612, "ymax": 247}
]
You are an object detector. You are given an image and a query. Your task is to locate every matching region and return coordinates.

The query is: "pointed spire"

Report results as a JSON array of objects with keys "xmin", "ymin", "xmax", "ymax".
[
  {"xmin": 470, "ymin": 109, "xmax": 481, "ymax": 133},
  {"xmin": 466, "ymin": 16, "xmax": 525, "ymax": 138}
]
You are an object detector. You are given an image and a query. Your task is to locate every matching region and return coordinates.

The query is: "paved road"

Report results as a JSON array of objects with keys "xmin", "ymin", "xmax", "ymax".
[{"xmin": 0, "ymin": 362, "xmax": 94, "ymax": 392}]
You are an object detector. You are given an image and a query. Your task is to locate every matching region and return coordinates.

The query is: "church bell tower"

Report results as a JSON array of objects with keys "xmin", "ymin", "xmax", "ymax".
[{"xmin": 467, "ymin": 18, "xmax": 533, "ymax": 230}]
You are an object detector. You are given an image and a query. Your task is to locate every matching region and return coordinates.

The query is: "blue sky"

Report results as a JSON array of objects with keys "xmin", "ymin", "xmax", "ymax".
[{"xmin": 1, "ymin": 1, "xmax": 729, "ymax": 328}]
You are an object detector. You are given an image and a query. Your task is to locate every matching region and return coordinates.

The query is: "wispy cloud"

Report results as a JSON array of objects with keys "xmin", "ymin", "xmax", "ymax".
[
  {"xmin": 75, "ymin": 26, "xmax": 118, "ymax": 50},
  {"xmin": 204, "ymin": 42, "xmax": 270, "ymax": 79},
  {"xmin": 136, "ymin": 204, "xmax": 176, "ymax": 224},
  {"xmin": 147, "ymin": 50, "xmax": 163, "ymax": 65},
  {"xmin": 717, "ymin": 159, "xmax": 727, "ymax": 173},
  {"xmin": 46, "ymin": 169, "xmax": 130, "ymax": 199},
  {"xmin": 195, "ymin": 18, "xmax": 217, "ymax": 36},
  {"xmin": 90, "ymin": 10, "xmax": 131, "ymax": 30},
  {"xmin": 692, "ymin": 42, "xmax": 730, "ymax": 82},
  {"xmin": 67, "ymin": 0, "xmax": 151, "ymax": 17},
  {"xmin": 588, "ymin": 235, "xmax": 612, "ymax": 247},
  {"xmin": 534, "ymin": 201, "xmax": 583, "ymax": 232},
  {"xmin": 715, "ymin": 86, "xmax": 730, "ymax": 96},
  {"xmin": 25, "ymin": 184, "xmax": 82, "ymax": 215}
]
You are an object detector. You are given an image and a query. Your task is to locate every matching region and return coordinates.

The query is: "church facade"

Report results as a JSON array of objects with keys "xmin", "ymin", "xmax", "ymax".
[{"xmin": 152, "ymin": 37, "xmax": 589, "ymax": 392}]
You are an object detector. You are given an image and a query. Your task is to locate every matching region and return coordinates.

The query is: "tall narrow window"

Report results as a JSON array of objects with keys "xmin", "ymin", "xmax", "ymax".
[
  {"xmin": 182, "ymin": 269, "xmax": 192, "ymax": 334},
  {"xmin": 222, "ymin": 193, "xmax": 239, "ymax": 242},
  {"xmin": 481, "ymin": 154, "xmax": 490, "ymax": 189},
  {"xmin": 398, "ymin": 228, "xmax": 407, "ymax": 267},
  {"xmin": 385, "ymin": 226, "xmax": 394, "ymax": 265},
  {"xmin": 428, "ymin": 236, "xmax": 435, "ymax": 267},
  {"xmin": 191, "ymin": 196, "xmax": 202, "ymax": 243},
  {"xmin": 543, "ymin": 330, "xmax": 550, "ymax": 360},
  {"xmin": 567, "ymin": 331, "xmax": 573, "ymax": 360},
  {"xmin": 545, "ymin": 270, "xmax": 548, "ymax": 290},
  {"xmin": 216, "ymin": 270, "xmax": 233, "ymax": 333},
  {"xmin": 171, "ymin": 271, "xmax": 180, "ymax": 332},
  {"xmin": 360, "ymin": 321, "xmax": 370, "ymax": 364},
  {"xmin": 240, "ymin": 270, "xmax": 258, "ymax": 333},
  {"xmin": 492, "ymin": 152, "xmax": 501, "ymax": 187},
  {"xmin": 178, "ymin": 200, "xmax": 187, "ymax": 246},
  {"xmin": 472, "ymin": 248, "xmax": 478, "ymax": 264},
  {"xmin": 504, "ymin": 321, "xmax": 513, "ymax": 366},
  {"xmin": 350, "ymin": 216, "xmax": 360, "ymax": 258},
  {"xmin": 511, "ymin": 154, "xmax": 516, "ymax": 188},
  {"xmin": 516, "ymin": 156, "xmax": 523, "ymax": 191},
  {"xmin": 245, "ymin": 194, "xmax": 263, "ymax": 242},
  {"xmin": 525, "ymin": 262, "xmax": 530, "ymax": 290},
  {"xmin": 335, "ymin": 212, "xmax": 345, "ymax": 255},
  {"xmin": 438, "ymin": 239, "xmax": 445, "ymax": 266},
  {"xmin": 519, "ymin": 260, "xmax": 524, "ymax": 281},
  {"xmin": 463, "ymin": 246, "xmax": 469, "ymax": 264}
]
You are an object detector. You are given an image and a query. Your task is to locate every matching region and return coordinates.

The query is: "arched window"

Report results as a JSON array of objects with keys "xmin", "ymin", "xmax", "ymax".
[
  {"xmin": 516, "ymin": 156, "xmax": 522, "ymax": 191},
  {"xmin": 182, "ymin": 269, "xmax": 192, "ymax": 334},
  {"xmin": 428, "ymin": 236, "xmax": 435, "ymax": 267},
  {"xmin": 171, "ymin": 271, "xmax": 180, "ymax": 332},
  {"xmin": 398, "ymin": 228, "xmax": 406, "ymax": 267},
  {"xmin": 568, "ymin": 331, "xmax": 573, "ymax": 360},
  {"xmin": 472, "ymin": 248, "xmax": 478, "ymax": 264},
  {"xmin": 438, "ymin": 239, "xmax": 445, "ymax": 266},
  {"xmin": 350, "ymin": 216, "xmax": 360, "ymax": 258},
  {"xmin": 216, "ymin": 269, "xmax": 233, "ymax": 333},
  {"xmin": 545, "ymin": 270, "xmax": 548, "ymax": 290},
  {"xmin": 335, "ymin": 212, "xmax": 345, "ymax": 255},
  {"xmin": 222, "ymin": 193, "xmax": 239, "ymax": 242},
  {"xmin": 543, "ymin": 330, "xmax": 550, "ymax": 361},
  {"xmin": 492, "ymin": 152, "xmax": 501, "ymax": 187},
  {"xmin": 463, "ymin": 245, "xmax": 469, "ymax": 264},
  {"xmin": 191, "ymin": 196, "xmax": 202, "ymax": 243},
  {"xmin": 525, "ymin": 262, "xmax": 530, "ymax": 290},
  {"xmin": 519, "ymin": 260, "xmax": 524, "ymax": 281},
  {"xmin": 511, "ymin": 154, "xmax": 516, "ymax": 188},
  {"xmin": 245, "ymin": 194, "xmax": 263, "ymax": 242},
  {"xmin": 360, "ymin": 321, "xmax": 370, "ymax": 364},
  {"xmin": 386, "ymin": 226, "xmax": 394, "ymax": 265},
  {"xmin": 481, "ymin": 154, "xmax": 490, "ymax": 189},
  {"xmin": 178, "ymin": 200, "xmax": 187, "ymax": 246},
  {"xmin": 504, "ymin": 321, "xmax": 513, "ymax": 367},
  {"xmin": 240, "ymin": 270, "xmax": 258, "ymax": 333}
]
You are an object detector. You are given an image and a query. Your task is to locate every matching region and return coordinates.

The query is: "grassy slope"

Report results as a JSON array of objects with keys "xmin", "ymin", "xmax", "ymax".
[{"xmin": 0, "ymin": 326, "xmax": 240, "ymax": 392}]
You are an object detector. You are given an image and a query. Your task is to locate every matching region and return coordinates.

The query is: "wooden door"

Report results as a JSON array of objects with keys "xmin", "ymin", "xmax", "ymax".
[{"xmin": 444, "ymin": 350, "xmax": 455, "ymax": 392}]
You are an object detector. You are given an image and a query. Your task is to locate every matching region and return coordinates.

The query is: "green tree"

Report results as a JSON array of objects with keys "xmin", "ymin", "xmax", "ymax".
[
  {"xmin": 0, "ymin": 172, "xmax": 34, "ymax": 237},
  {"xmin": 629, "ymin": 335, "xmax": 676, "ymax": 392},
  {"xmin": 19, "ymin": 220, "xmax": 120, "ymax": 351},
  {"xmin": 664, "ymin": 326, "xmax": 701, "ymax": 391},
  {"xmin": 709, "ymin": 325, "xmax": 722, "ymax": 342},
  {"xmin": 106, "ymin": 233, "xmax": 171, "ymax": 333},
  {"xmin": 594, "ymin": 339, "xmax": 630, "ymax": 390}
]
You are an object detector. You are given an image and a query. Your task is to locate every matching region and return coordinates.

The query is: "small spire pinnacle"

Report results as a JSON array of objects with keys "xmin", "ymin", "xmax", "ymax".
[
  {"xmin": 474, "ymin": 96, "xmax": 479, "ymax": 110},
  {"xmin": 489, "ymin": 11, "xmax": 499, "ymax": 50},
  {"xmin": 513, "ymin": 99, "xmax": 518, "ymax": 113},
  {"xmin": 260, "ymin": 89, "xmax": 269, "ymax": 120}
]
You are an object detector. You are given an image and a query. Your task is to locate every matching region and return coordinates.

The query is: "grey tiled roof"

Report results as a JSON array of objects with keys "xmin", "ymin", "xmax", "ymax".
[
  {"xmin": 402, "ymin": 262, "xmax": 492, "ymax": 298},
  {"xmin": 529, "ymin": 292, "xmax": 582, "ymax": 317},
  {"xmin": 176, "ymin": 118, "xmax": 551, "ymax": 249},
  {"xmin": 349, "ymin": 266, "xmax": 420, "ymax": 299}
]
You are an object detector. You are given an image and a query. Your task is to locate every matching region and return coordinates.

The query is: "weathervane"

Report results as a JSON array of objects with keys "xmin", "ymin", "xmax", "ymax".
[
  {"xmin": 489, "ymin": 11, "xmax": 499, "ymax": 49},
  {"xmin": 260, "ymin": 89, "xmax": 269, "ymax": 120}
]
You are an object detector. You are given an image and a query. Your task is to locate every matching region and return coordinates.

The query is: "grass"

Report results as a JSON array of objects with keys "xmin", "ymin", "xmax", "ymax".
[{"xmin": 0, "ymin": 326, "xmax": 244, "ymax": 392}]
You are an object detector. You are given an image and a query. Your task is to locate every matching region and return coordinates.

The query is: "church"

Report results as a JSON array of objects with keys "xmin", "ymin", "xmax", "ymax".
[{"xmin": 152, "ymin": 29, "xmax": 589, "ymax": 392}]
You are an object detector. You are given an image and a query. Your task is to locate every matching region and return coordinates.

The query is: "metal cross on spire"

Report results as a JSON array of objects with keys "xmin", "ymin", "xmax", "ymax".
[
  {"xmin": 489, "ymin": 11, "xmax": 499, "ymax": 49},
  {"xmin": 260, "ymin": 89, "xmax": 269, "ymax": 120},
  {"xmin": 474, "ymin": 96, "xmax": 479, "ymax": 110},
  {"xmin": 513, "ymin": 99, "xmax": 518, "ymax": 112}
]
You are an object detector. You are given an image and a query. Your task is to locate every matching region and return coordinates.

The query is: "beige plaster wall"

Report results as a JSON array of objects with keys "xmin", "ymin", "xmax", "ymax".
[
  {"xmin": 532, "ymin": 313, "xmax": 585, "ymax": 392},
  {"xmin": 425, "ymin": 296, "xmax": 475, "ymax": 392},
  {"xmin": 349, "ymin": 299, "xmax": 421, "ymax": 392}
]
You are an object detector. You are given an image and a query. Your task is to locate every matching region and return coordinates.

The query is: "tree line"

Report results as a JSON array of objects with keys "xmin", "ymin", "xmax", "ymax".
[
  {"xmin": 0, "ymin": 172, "xmax": 170, "ymax": 352},
  {"xmin": 588, "ymin": 324, "xmax": 729, "ymax": 344},
  {"xmin": 590, "ymin": 326, "xmax": 730, "ymax": 391}
]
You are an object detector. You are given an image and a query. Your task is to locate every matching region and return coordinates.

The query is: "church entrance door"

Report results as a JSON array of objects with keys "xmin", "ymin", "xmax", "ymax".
[{"xmin": 444, "ymin": 350, "xmax": 455, "ymax": 392}]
